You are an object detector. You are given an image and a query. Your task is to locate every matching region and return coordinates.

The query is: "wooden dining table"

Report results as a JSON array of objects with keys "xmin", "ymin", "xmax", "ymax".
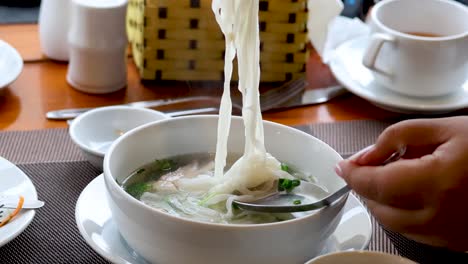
[
  {"xmin": 2, "ymin": 22, "xmax": 468, "ymax": 264},
  {"xmin": 0, "ymin": 23, "xmax": 409, "ymax": 132}
]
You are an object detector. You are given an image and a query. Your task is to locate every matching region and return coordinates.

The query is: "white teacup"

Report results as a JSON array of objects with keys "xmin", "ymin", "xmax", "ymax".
[{"xmin": 363, "ymin": 0, "xmax": 468, "ymax": 98}]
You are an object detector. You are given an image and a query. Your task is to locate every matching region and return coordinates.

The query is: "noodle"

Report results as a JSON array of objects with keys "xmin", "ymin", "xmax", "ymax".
[
  {"xmin": 209, "ymin": 0, "xmax": 292, "ymax": 214},
  {"xmin": 125, "ymin": 1, "xmax": 303, "ymax": 224}
]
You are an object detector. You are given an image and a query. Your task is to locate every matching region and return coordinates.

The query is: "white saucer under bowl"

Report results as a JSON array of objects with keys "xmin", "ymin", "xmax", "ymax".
[
  {"xmin": 0, "ymin": 157, "xmax": 39, "ymax": 247},
  {"xmin": 329, "ymin": 36, "xmax": 468, "ymax": 115},
  {"xmin": 0, "ymin": 40, "xmax": 23, "ymax": 90},
  {"xmin": 75, "ymin": 175, "xmax": 372, "ymax": 264}
]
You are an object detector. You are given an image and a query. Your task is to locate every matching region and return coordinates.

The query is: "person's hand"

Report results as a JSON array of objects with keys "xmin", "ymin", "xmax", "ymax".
[{"xmin": 335, "ymin": 116, "xmax": 468, "ymax": 251}]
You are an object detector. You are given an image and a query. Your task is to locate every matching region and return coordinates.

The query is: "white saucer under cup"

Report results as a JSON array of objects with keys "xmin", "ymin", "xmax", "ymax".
[
  {"xmin": 330, "ymin": 36, "xmax": 468, "ymax": 115},
  {"xmin": 67, "ymin": 0, "xmax": 128, "ymax": 94}
]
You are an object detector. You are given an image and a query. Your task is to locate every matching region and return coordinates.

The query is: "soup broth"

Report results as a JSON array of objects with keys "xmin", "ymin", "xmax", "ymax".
[{"xmin": 121, "ymin": 153, "xmax": 322, "ymax": 224}]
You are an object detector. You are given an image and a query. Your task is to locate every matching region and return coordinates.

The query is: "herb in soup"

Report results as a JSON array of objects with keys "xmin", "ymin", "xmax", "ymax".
[
  {"xmin": 278, "ymin": 178, "xmax": 301, "ymax": 193},
  {"xmin": 125, "ymin": 182, "xmax": 151, "ymax": 199},
  {"xmin": 280, "ymin": 163, "xmax": 292, "ymax": 174},
  {"xmin": 121, "ymin": 153, "xmax": 320, "ymax": 224}
]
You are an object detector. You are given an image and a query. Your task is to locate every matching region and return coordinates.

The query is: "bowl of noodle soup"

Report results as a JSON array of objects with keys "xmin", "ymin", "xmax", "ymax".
[
  {"xmin": 105, "ymin": 0, "xmax": 347, "ymax": 262},
  {"xmin": 103, "ymin": 115, "xmax": 348, "ymax": 264}
]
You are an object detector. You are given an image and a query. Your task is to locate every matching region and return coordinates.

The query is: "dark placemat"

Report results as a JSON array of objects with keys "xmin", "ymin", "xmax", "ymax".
[
  {"xmin": 0, "ymin": 6, "xmax": 39, "ymax": 24},
  {"xmin": 0, "ymin": 120, "xmax": 391, "ymax": 165},
  {"xmin": 1, "ymin": 161, "xmax": 106, "ymax": 263},
  {"xmin": 0, "ymin": 128, "xmax": 82, "ymax": 164},
  {"xmin": 0, "ymin": 120, "xmax": 467, "ymax": 263}
]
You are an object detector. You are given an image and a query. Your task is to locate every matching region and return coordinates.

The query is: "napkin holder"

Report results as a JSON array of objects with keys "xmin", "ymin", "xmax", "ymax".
[{"xmin": 126, "ymin": 0, "xmax": 309, "ymax": 83}]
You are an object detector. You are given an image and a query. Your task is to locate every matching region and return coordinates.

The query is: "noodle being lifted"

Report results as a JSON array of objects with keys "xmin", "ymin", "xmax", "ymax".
[
  {"xmin": 206, "ymin": 0, "xmax": 293, "ymax": 214},
  {"xmin": 120, "ymin": 0, "xmax": 321, "ymax": 224}
]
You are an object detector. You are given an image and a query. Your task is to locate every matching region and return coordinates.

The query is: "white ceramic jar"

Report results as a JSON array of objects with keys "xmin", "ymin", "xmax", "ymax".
[
  {"xmin": 67, "ymin": 0, "xmax": 128, "ymax": 94},
  {"xmin": 38, "ymin": 0, "xmax": 70, "ymax": 61}
]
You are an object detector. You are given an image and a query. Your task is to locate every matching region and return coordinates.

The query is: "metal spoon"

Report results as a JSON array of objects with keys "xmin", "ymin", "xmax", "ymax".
[
  {"xmin": 233, "ymin": 147, "xmax": 406, "ymax": 213},
  {"xmin": 233, "ymin": 182, "xmax": 350, "ymax": 213},
  {"xmin": 0, "ymin": 196, "xmax": 45, "ymax": 209},
  {"xmin": 65, "ymin": 107, "xmax": 221, "ymax": 126}
]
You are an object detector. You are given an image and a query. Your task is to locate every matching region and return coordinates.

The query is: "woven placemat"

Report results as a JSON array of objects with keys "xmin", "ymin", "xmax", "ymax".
[
  {"xmin": 0, "ymin": 120, "xmax": 467, "ymax": 264},
  {"xmin": 1, "ymin": 161, "xmax": 105, "ymax": 263}
]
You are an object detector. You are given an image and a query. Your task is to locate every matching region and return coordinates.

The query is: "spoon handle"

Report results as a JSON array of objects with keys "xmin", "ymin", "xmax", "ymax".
[
  {"xmin": 313, "ymin": 185, "xmax": 351, "ymax": 207},
  {"xmin": 286, "ymin": 185, "xmax": 351, "ymax": 212},
  {"xmin": 234, "ymin": 185, "xmax": 351, "ymax": 213},
  {"xmin": 233, "ymin": 148, "xmax": 407, "ymax": 213},
  {"xmin": 0, "ymin": 197, "xmax": 45, "ymax": 209},
  {"xmin": 294, "ymin": 147, "xmax": 407, "ymax": 211},
  {"xmin": 294, "ymin": 147, "xmax": 406, "ymax": 212}
]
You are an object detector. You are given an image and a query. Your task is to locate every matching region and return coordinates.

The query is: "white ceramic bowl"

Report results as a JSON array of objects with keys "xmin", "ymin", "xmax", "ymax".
[
  {"xmin": 103, "ymin": 115, "xmax": 348, "ymax": 264},
  {"xmin": 69, "ymin": 106, "xmax": 169, "ymax": 170},
  {"xmin": 305, "ymin": 251, "xmax": 417, "ymax": 264}
]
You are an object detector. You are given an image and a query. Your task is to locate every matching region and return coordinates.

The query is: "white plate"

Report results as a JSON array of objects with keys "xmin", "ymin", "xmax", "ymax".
[
  {"xmin": 76, "ymin": 175, "xmax": 372, "ymax": 264},
  {"xmin": 0, "ymin": 40, "xmax": 23, "ymax": 90},
  {"xmin": 329, "ymin": 36, "xmax": 468, "ymax": 114},
  {"xmin": 0, "ymin": 157, "xmax": 38, "ymax": 247}
]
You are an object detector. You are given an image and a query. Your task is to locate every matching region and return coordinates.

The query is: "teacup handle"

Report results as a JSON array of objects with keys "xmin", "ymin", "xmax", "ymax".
[{"xmin": 362, "ymin": 33, "xmax": 395, "ymax": 76}]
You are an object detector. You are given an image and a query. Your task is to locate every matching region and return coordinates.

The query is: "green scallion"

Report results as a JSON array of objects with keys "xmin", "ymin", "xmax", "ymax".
[
  {"xmin": 125, "ymin": 182, "xmax": 151, "ymax": 199},
  {"xmin": 152, "ymin": 159, "xmax": 175, "ymax": 172},
  {"xmin": 280, "ymin": 163, "xmax": 292, "ymax": 173},
  {"xmin": 278, "ymin": 178, "xmax": 301, "ymax": 193}
]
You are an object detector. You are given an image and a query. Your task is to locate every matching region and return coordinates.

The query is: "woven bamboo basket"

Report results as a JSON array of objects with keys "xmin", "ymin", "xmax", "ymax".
[{"xmin": 127, "ymin": 0, "xmax": 308, "ymax": 83}]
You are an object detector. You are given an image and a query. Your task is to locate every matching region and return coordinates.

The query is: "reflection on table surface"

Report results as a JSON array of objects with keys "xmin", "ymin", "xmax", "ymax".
[{"xmin": 1, "ymin": 24, "xmax": 467, "ymax": 132}]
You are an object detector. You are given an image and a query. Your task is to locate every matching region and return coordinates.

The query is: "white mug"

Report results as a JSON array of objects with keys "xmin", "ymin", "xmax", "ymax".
[
  {"xmin": 67, "ymin": 0, "xmax": 128, "ymax": 94},
  {"xmin": 363, "ymin": 0, "xmax": 468, "ymax": 98}
]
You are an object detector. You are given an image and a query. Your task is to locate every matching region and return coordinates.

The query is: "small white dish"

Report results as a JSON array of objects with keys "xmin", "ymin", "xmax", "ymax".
[
  {"xmin": 329, "ymin": 36, "xmax": 468, "ymax": 114},
  {"xmin": 0, "ymin": 40, "xmax": 23, "ymax": 90},
  {"xmin": 69, "ymin": 106, "xmax": 169, "ymax": 170},
  {"xmin": 305, "ymin": 250, "xmax": 417, "ymax": 264},
  {"xmin": 76, "ymin": 175, "xmax": 372, "ymax": 264},
  {"xmin": 0, "ymin": 156, "xmax": 39, "ymax": 247}
]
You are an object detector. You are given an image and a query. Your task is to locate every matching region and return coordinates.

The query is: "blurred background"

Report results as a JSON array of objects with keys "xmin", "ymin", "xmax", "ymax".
[
  {"xmin": 0, "ymin": 0, "xmax": 383, "ymax": 24},
  {"xmin": 1, "ymin": 0, "xmax": 466, "ymax": 25}
]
